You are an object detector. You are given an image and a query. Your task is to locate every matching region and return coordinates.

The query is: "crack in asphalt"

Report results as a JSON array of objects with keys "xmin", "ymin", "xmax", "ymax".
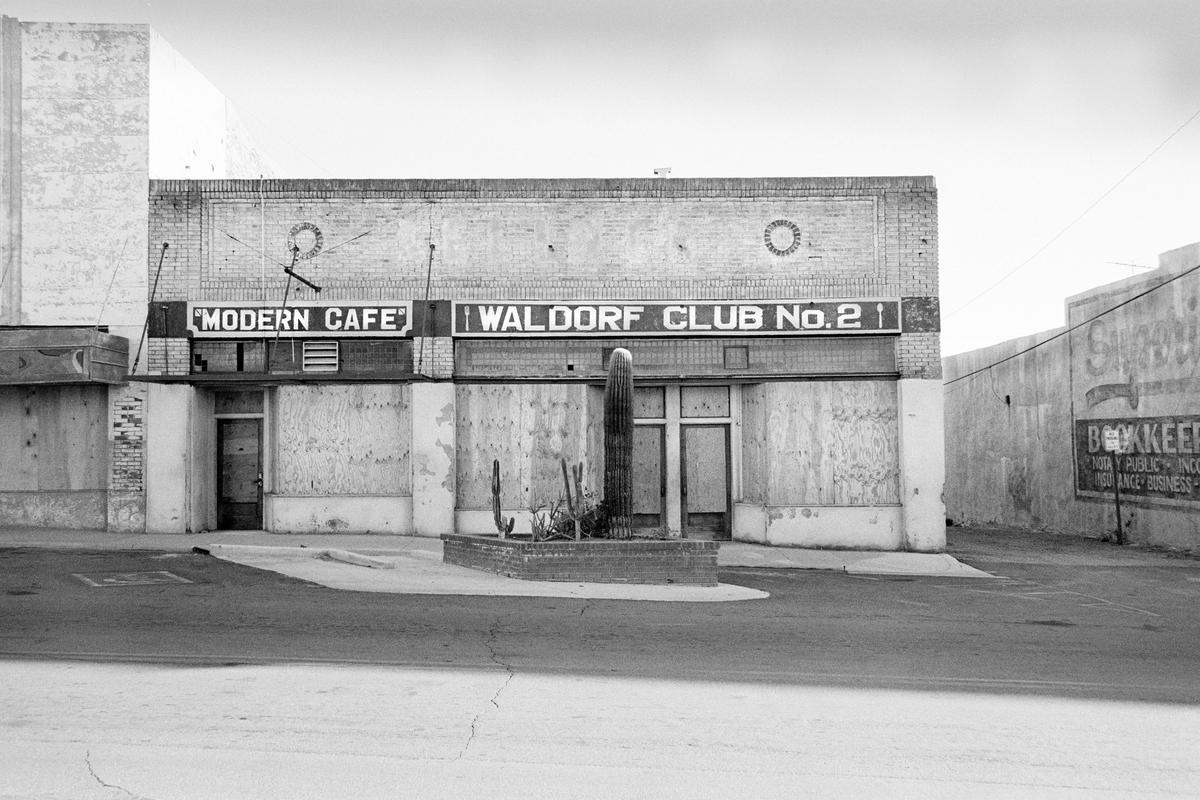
[
  {"xmin": 455, "ymin": 620, "xmax": 515, "ymax": 760},
  {"xmin": 86, "ymin": 749, "xmax": 151, "ymax": 799}
]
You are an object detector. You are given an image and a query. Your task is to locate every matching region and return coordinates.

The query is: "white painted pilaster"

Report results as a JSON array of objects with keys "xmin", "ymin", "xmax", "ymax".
[
  {"xmin": 144, "ymin": 382, "xmax": 193, "ymax": 533},
  {"xmin": 411, "ymin": 381, "xmax": 456, "ymax": 536},
  {"xmin": 897, "ymin": 378, "xmax": 946, "ymax": 551},
  {"xmin": 664, "ymin": 384, "xmax": 682, "ymax": 537}
]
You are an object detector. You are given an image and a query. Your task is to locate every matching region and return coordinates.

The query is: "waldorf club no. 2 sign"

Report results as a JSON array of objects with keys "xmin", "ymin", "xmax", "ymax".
[
  {"xmin": 187, "ymin": 301, "xmax": 413, "ymax": 338},
  {"xmin": 452, "ymin": 299, "xmax": 901, "ymax": 337}
]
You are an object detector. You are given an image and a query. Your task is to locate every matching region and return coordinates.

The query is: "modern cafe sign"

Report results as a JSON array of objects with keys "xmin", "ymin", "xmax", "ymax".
[
  {"xmin": 452, "ymin": 299, "xmax": 901, "ymax": 337},
  {"xmin": 187, "ymin": 301, "xmax": 412, "ymax": 338}
]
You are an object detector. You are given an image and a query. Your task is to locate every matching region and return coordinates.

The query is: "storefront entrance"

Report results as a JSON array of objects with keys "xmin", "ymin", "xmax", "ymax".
[
  {"xmin": 217, "ymin": 418, "xmax": 262, "ymax": 529},
  {"xmin": 681, "ymin": 424, "xmax": 730, "ymax": 539},
  {"xmin": 632, "ymin": 425, "xmax": 666, "ymax": 530},
  {"xmin": 632, "ymin": 385, "xmax": 733, "ymax": 540}
]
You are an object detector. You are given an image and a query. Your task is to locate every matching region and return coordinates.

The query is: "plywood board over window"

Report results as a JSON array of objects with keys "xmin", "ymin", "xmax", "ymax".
[
  {"xmin": 273, "ymin": 385, "xmax": 411, "ymax": 495},
  {"xmin": 456, "ymin": 384, "xmax": 599, "ymax": 510},
  {"xmin": 0, "ymin": 386, "xmax": 107, "ymax": 491},
  {"xmin": 746, "ymin": 380, "xmax": 899, "ymax": 506}
]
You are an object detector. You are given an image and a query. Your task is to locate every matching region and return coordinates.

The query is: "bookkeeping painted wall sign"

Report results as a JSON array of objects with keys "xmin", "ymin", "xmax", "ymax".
[
  {"xmin": 452, "ymin": 300, "xmax": 901, "ymax": 337},
  {"xmin": 187, "ymin": 301, "xmax": 413, "ymax": 338},
  {"xmin": 1075, "ymin": 416, "xmax": 1200, "ymax": 503}
]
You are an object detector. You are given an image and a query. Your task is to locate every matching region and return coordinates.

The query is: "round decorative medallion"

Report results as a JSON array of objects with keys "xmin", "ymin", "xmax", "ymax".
[
  {"xmin": 763, "ymin": 219, "xmax": 801, "ymax": 256},
  {"xmin": 287, "ymin": 222, "xmax": 324, "ymax": 260}
]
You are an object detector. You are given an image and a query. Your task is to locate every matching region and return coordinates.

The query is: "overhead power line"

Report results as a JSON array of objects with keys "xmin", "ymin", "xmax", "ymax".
[
  {"xmin": 947, "ymin": 102, "xmax": 1200, "ymax": 318},
  {"xmin": 943, "ymin": 257, "xmax": 1200, "ymax": 388}
]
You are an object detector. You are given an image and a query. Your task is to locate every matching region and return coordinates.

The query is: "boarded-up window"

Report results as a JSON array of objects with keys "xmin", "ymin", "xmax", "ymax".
[{"xmin": 681, "ymin": 386, "xmax": 730, "ymax": 418}]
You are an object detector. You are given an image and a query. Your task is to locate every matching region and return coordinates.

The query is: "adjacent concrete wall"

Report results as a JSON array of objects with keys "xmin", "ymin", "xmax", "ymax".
[
  {"xmin": 15, "ymin": 22, "xmax": 149, "ymax": 341},
  {"xmin": 2, "ymin": 20, "xmax": 275, "ymax": 341},
  {"xmin": 944, "ymin": 242, "xmax": 1200, "ymax": 551}
]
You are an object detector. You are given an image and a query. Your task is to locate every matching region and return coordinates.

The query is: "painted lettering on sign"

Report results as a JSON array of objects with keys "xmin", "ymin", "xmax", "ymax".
[
  {"xmin": 1084, "ymin": 306, "xmax": 1200, "ymax": 378},
  {"xmin": 187, "ymin": 301, "xmax": 413, "ymax": 338},
  {"xmin": 1075, "ymin": 416, "xmax": 1200, "ymax": 503},
  {"xmin": 452, "ymin": 300, "xmax": 900, "ymax": 337}
]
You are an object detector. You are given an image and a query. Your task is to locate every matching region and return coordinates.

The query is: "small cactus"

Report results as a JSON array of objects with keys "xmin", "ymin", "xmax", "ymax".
[
  {"xmin": 492, "ymin": 459, "xmax": 514, "ymax": 538},
  {"xmin": 562, "ymin": 457, "xmax": 584, "ymax": 541},
  {"xmin": 603, "ymin": 348, "xmax": 634, "ymax": 539}
]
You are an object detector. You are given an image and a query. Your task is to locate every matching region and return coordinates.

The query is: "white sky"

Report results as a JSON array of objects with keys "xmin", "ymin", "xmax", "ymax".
[{"xmin": 6, "ymin": 0, "xmax": 1199, "ymax": 355}]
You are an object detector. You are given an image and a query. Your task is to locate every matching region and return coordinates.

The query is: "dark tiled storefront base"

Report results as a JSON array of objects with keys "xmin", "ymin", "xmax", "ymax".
[{"xmin": 441, "ymin": 534, "xmax": 719, "ymax": 586}]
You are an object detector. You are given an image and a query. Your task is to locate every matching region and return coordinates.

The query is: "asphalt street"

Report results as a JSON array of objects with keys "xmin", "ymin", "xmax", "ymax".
[
  {"xmin": 2, "ymin": 530, "xmax": 1198, "ymax": 699},
  {"xmin": 2, "ymin": 528, "xmax": 1199, "ymax": 798}
]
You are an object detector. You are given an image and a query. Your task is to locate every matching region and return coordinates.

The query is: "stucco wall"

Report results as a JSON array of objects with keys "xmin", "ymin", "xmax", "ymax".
[
  {"xmin": 944, "ymin": 243, "xmax": 1200, "ymax": 551},
  {"xmin": 944, "ymin": 329, "xmax": 1074, "ymax": 530},
  {"xmin": 17, "ymin": 22, "xmax": 149, "ymax": 335},
  {"xmin": 0, "ymin": 19, "xmax": 274, "ymax": 338}
]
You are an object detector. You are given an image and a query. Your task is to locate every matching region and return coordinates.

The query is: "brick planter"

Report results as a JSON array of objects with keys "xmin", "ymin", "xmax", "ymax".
[{"xmin": 441, "ymin": 534, "xmax": 719, "ymax": 586}]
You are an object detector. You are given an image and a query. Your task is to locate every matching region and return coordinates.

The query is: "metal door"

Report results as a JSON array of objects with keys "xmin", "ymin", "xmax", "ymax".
[
  {"xmin": 680, "ymin": 424, "xmax": 730, "ymax": 539},
  {"xmin": 632, "ymin": 424, "xmax": 666, "ymax": 533},
  {"xmin": 217, "ymin": 418, "xmax": 262, "ymax": 529}
]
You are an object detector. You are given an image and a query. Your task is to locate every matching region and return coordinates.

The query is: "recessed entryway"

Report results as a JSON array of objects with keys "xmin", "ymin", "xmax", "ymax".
[
  {"xmin": 217, "ymin": 418, "xmax": 262, "ymax": 529},
  {"xmin": 633, "ymin": 385, "xmax": 734, "ymax": 540}
]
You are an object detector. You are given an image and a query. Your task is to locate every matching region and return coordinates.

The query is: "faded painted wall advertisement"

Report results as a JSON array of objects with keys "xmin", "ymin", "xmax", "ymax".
[{"xmin": 1075, "ymin": 416, "xmax": 1200, "ymax": 503}]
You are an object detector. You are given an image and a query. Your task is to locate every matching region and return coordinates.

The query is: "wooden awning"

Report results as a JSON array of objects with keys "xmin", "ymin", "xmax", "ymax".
[{"xmin": 0, "ymin": 328, "xmax": 128, "ymax": 385}]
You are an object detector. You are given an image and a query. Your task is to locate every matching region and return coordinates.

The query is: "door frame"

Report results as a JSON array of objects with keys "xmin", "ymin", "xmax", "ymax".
[
  {"xmin": 680, "ymin": 422, "xmax": 732, "ymax": 539},
  {"xmin": 631, "ymin": 422, "xmax": 667, "ymax": 533},
  {"xmin": 215, "ymin": 408, "xmax": 266, "ymax": 531},
  {"xmin": 633, "ymin": 383, "xmax": 741, "ymax": 538}
]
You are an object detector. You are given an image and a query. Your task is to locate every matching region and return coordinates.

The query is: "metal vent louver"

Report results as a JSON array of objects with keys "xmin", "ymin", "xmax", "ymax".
[{"xmin": 302, "ymin": 341, "xmax": 339, "ymax": 373}]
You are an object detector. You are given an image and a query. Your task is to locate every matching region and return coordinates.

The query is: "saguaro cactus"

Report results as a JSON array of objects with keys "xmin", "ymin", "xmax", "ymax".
[{"xmin": 603, "ymin": 348, "xmax": 634, "ymax": 539}]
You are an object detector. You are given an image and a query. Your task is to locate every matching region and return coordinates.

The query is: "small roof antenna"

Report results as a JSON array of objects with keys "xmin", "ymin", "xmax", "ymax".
[{"xmin": 653, "ymin": 167, "xmax": 672, "ymax": 178}]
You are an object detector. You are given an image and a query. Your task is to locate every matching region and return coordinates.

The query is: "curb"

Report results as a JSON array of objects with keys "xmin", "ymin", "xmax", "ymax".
[{"xmin": 202, "ymin": 543, "xmax": 396, "ymax": 570}]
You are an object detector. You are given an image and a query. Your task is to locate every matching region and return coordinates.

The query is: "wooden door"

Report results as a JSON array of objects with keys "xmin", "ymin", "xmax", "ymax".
[
  {"xmin": 217, "ymin": 418, "xmax": 262, "ymax": 529},
  {"xmin": 681, "ymin": 424, "xmax": 730, "ymax": 539},
  {"xmin": 631, "ymin": 424, "xmax": 666, "ymax": 533}
]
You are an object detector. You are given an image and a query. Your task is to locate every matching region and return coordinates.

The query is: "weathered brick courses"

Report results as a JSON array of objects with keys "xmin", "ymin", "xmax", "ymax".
[
  {"xmin": 441, "ymin": 533, "xmax": 719, "ymax": 586},
  {"xmin": 109, "ymin": 386, "xmax": 145, "ymax": 493},
  {"xmin": 148, "ymin": 177, "xmax": 940, "ymax": 377}
]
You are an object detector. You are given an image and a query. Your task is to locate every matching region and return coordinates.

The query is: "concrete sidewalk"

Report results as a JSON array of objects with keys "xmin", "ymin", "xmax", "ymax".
[{"xmin": 0, "ymin": 528, "xmax": 992, "ymax": 602}]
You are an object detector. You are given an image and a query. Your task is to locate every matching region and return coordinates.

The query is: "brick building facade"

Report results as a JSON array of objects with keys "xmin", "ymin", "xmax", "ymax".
[{"xmin": 135, "ymin": 177, "xmax": 945, "ymax": 550}]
